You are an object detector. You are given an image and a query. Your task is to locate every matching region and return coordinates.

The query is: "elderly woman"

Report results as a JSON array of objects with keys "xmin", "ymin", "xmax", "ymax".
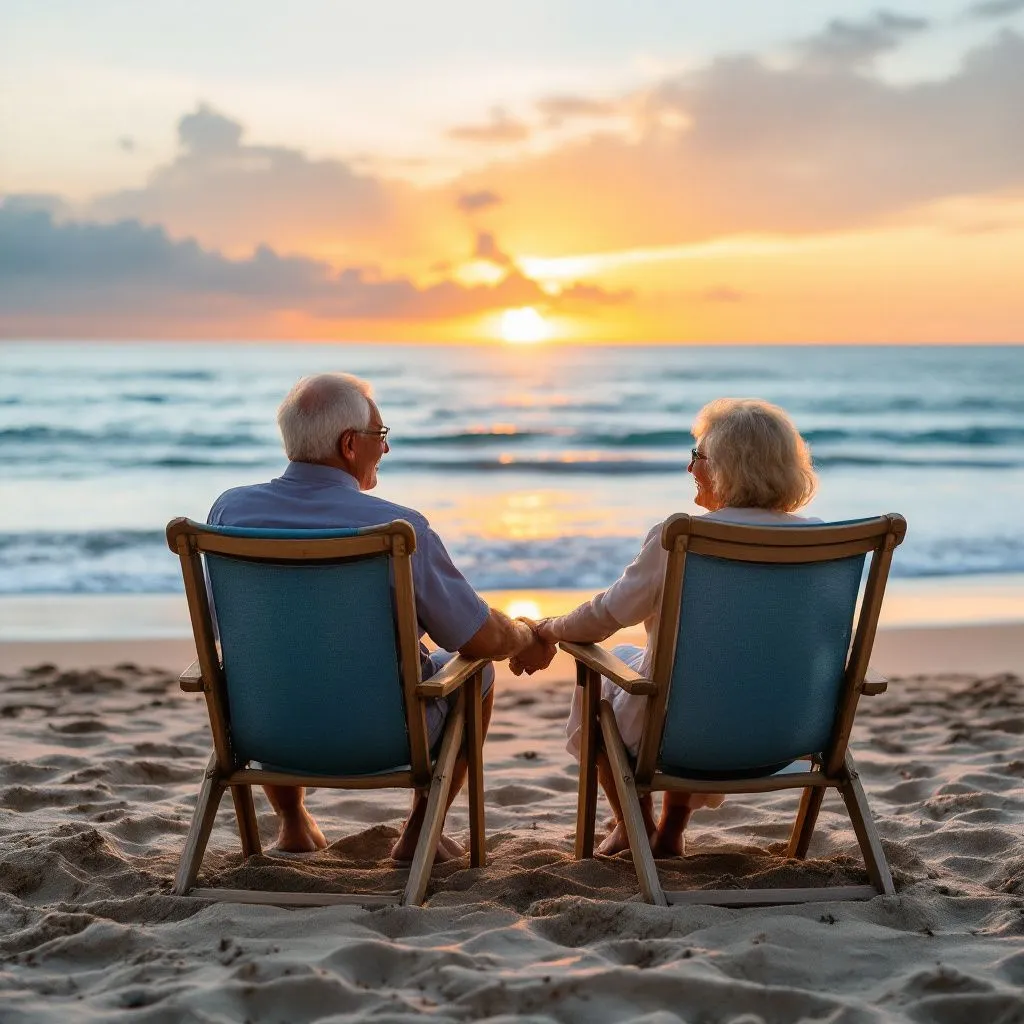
[{"xmin": 527, "ymin": 398, "xmax": 820, "ymax": 856}]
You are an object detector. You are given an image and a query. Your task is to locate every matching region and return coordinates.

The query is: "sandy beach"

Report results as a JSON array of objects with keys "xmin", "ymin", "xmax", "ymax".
[{"xmin": 0, "ymin": 619, "xmax": 1021, "ymax": 1022}]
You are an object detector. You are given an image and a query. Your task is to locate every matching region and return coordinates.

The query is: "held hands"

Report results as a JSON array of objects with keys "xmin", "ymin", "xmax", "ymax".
[
  {"xmin": 509, "ymin": 618, "xmax": 557, "ymax": 676},
  {"xmin": 531, "ymin": 617, "xmax": 558, "ymax": 643}
]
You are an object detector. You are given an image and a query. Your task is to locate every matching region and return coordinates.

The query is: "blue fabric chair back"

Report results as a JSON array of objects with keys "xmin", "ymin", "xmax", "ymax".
[
  {"xmin": 203, "ymin": 526, "xmax": 411, "ymax": 776},
  {"xmin": 659, "ymin": 552, "xmax": 865, "ymax": 777}
]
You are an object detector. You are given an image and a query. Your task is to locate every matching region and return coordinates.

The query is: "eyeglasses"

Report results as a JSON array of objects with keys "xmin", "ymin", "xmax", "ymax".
[
  {"xmin": 353, "ymin": 425, "xmax": 390, "ymax": 442},
  {"xmin": 690, "ymin": 447, "xmax": 707, "ymax": 462}
]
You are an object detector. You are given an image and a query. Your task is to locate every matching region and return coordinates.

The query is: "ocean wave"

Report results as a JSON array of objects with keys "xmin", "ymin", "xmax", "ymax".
[
  {"xmin": 3, "ymin": 528, "xmax": 1024, "ymax": 594},
  {"xmin": 0, "ymin": 426, "xmax": 270, "ymax": 448},
  {"xmin": 6, "ymin": 421, "xmax": 1023, "ymax": 457}
]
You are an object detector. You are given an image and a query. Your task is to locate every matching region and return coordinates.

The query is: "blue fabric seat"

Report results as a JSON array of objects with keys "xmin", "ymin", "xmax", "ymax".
[
  {"xmin": 165, "ymin": 517, "xmax": 490, "ymax": 907},
  {"xmin": 563, "ymin": 512, "xmax": 907, "ymax": 907}
]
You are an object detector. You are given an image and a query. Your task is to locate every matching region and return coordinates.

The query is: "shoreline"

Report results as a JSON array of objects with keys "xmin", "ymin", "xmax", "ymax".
[
  {"xmin": 1, "ymin": 621, "xmax": 1022, "ymax": 680},
  {"xmin": 3, "ymin": 572, "xmax": 1024, "ymax": 643}
]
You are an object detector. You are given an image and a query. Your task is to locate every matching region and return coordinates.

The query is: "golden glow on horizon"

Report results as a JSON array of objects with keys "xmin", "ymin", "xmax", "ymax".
[
  {"xmin": 454, "ymin": 260, "xmax": 507, "ymax": 287},
  {"xmin": 500, "ymin": 306, "xmax": 550, "ymax": 344},
  {"xmin": 517, "ymin": 232, "xmax": 851, "ymax": 281},
  {"xmin": 505, "ymin": 598, "xmax": 543, "ymax": 621}
]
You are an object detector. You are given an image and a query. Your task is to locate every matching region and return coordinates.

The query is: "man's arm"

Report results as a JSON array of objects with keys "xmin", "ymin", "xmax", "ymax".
[{"xmin": 459, "ymin": 608, "xmax": 555, "ymax": 673}]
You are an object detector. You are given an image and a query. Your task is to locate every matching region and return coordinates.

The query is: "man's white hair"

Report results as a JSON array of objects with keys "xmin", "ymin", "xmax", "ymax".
[{"xmin": 277, "ymin": 373, "xmax": 373, "ymax": 463}]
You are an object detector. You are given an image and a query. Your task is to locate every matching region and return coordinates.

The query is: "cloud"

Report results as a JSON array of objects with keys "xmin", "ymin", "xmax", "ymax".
[
  {"xmin": 89, "ymin": 103, "xmax": 402, "ymax": 261},
  {"xmin": 456, "ymin": 190, "xmax": 502, "ymax": 213},
  {"xmin": 473, "ymin": 231, "xmax": 513, "ymax": 267},
  {"xmin": 967, "ymin": 0, "xmax": 1024, "ymax": 18},
  {"xmin": 447, "ymin": 108, "xmax": 531, "ymax": 144},
  {"xmin": 454, "ymin": 28, "xmax": 1024, "ymax": 253},
  {"xmin": 800, "ymin": 10, "xmax": 930, "ymax": 68},
  {"xmin": 536, "ymin": 95, "xmax": 619, "ymax": 126},
  {"xmin": 177, "ymin": 103, "xmax": 243, "ymax": 152},
  {"xmin": 553, "ymin": 281, "xmax": 632, "ymax": 308},
  {"xmin": 0, "ymin": 193, "xmax": 71, "ymax": 218},
  {"xmin": 0, "ymin": 205, "xmax": 623, "ymax": 333}
]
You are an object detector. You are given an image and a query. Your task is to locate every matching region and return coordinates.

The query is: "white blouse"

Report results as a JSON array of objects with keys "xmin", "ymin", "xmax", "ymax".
[{"xmin": 559, "ymin": 507, "xmax": 821, "ymax": 765}]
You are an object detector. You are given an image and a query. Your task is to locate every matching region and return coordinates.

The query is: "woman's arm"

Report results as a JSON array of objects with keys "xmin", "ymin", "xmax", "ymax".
[{"xmin": 535, "ymin": 523, "xmax": 666, "ymax": 644}]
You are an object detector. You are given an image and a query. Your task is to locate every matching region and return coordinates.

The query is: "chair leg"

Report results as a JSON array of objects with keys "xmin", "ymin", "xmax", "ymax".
[
  {"xmin": 231, "ymin": 784, "xmax": 262, "ymax": 858},
  {"xmin": 465, "ymin": 669, "xmax": 487, "ymax": 868},
  {"xmin": 839, "ymin": 753, "xmax": 895, "ymax": 896},
  {"xmin": 175, "ymin": 752, "xmax": 226, "ymax": 896},
  {"xmin": 787, "ymin": 786, "xmax": 826, "ymax": 859},
  {"xmin": 598, "ymin": 701, "xmax": 667, "ymax": 907},
  {"xmin": 404, "ymin": 698, "xmax": 466, "ymax": 906},
  {"xmin": 574, "ymin": 664, "xmax": 600, "ymax": 859}
]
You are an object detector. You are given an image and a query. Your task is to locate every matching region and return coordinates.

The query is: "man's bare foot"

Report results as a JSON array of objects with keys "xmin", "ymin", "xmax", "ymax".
[
  {"xmin": 650, "ymin": 828, "xmax": 686, "ymax": 858},
  {"xmin": 274, "ymin": 807, "xmax": 327, "ymax": 854},
  {"xmin": 390, "ymin": 831, "xmax": 465, "ymax": 864}
]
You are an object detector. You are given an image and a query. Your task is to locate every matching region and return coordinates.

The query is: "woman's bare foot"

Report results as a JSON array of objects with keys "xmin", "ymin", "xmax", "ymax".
[
  {"xmin": 597, "ymin": 821, "xmax": 633, "ymax": 855},
  {"xmin": 390, "ymin": 831, "xmax": 465, "ymax": 864},
  {"xmin": 650, "ymin": 800, "xmax": 692, "ymax": 858},
  {"xmin": 650, "ymin": 828, "xmax": 686, "ymax": 858},
  {"xmin": 439, "ymin": 833, "xmax": 466, "ymax": 860},
  {"xmin": 597, "ymin": 819, "xmax": 659, "ymax": 855},
  {"xmin": 274, "ymin": 807, "xmax": 328, "ymax": 853}
]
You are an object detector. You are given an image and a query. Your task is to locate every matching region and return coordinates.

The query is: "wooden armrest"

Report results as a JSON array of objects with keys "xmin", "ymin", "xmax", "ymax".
[
  {"xmin": 179, "ymin": 660, "xmax": 205, "ymax": 693},
  {"xmin": 416, "ymin": 655, "xmax": 491, "ymax": 699},
  {"xmin": 558, "ymin": 641, "xmax": 657, "ymax": 696},
  {"xmin": 860, "ymin": 666, "xmax": 888, "ymax": 696}
]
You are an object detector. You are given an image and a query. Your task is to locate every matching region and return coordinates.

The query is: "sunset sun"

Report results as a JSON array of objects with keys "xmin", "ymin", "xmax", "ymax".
[{"xmin": 500, "ymin": 307, "xmax": 549, "ymax": 344}]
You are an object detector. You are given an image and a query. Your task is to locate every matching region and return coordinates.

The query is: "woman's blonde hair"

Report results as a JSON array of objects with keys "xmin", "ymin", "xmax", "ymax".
[{"xmin": 692, "ymin": 398, "xmax": 817, "ymax": 512}]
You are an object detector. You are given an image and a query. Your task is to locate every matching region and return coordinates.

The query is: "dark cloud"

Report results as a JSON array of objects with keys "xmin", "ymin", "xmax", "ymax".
[
  {"xmin": 177, "ymin": 103, "xmax": 243, "ymax": 153},
  {"xmin": 0, "ymin": 205, "xmax": 622, "ymax": 331},
  {"xmin": 536, "ymin": 95, "xmax": 619, "ymax": 126},
  {"xmin": 457, "ymin": 190, "xmax": 502, "ymax": 213},
  {"xmin": 447, "ymin": 108, "xmax": 530, "ymax": 144},
  {"xmin": 0, "ymin": 193, "xmax": 71, "ymax": 218},
  {"xmin": 89, "ymin": 104, "xmax": 396, "ymax": 259},
  {"xmin": 967, "ymin": 0, "xmax": 1024, "ymax": 18},
  {"xmin": 800, "ymin": 10, "xmax": 930, "ymax": 68},
  {"xmin": 473, "ymin": 231, "xmax": 513, "ymax": 267}
]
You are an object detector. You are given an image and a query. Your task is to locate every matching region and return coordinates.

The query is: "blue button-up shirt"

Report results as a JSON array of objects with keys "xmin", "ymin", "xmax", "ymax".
[{"xmin": 208, "ymin": 461, "xmax": 489, "ymax": 652}]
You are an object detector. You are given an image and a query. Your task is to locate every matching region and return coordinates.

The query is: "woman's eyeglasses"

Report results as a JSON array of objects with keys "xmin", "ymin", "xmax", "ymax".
[{"xmin": 690, "ymin": 447, "xmax": 707, "ymax": 462}]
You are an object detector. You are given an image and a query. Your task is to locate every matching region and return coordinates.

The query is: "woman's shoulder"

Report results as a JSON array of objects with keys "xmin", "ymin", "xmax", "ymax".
[{"xmin": 703, "ymin": 507, "xmax": 822, "ymax": 525}]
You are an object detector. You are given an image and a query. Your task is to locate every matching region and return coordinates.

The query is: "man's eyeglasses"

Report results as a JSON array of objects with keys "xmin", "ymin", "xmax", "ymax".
[
  {"xmin": 690, "ymin": 447, "xmax": 707, "ymax": 462},
  {"xmin": 353, "ymin": 426, "xmax": 390, "ymax": 442}
]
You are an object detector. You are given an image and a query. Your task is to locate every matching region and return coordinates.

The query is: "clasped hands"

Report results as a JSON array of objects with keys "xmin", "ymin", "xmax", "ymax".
[{"xmin": 509, "ymin": 617, "xmax": 559, "ymax": 676}]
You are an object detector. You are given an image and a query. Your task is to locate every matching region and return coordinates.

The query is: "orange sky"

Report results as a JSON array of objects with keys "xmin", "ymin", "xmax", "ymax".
[{"xmin": 3, "ymin": 6, "xmax": 1024, "ymax": 344}]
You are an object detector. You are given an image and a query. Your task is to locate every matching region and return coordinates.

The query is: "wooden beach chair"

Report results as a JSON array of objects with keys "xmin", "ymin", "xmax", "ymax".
[
  {"xmin": 165, "ymin": 517, "xmax": 489, "ymax": 907},
  {"xmin": 563, "ymin": 513, "xmax": 907, "ymax": 907}
]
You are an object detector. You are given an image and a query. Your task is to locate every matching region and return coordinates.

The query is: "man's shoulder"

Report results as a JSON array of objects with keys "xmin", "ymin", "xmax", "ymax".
[
  {"xmin": 358, "ymin": 493, "xmax": 431, "ymax": 533},
  {"xmin": 209, "ymin": 475, "xmax": 432, "ymax": 536},
  {"xmin": 208, "ymin": 480, "xmax": 278, "ymax": 523}
]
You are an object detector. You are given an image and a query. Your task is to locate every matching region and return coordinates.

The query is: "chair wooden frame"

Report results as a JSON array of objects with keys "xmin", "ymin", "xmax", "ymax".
[
  {"xmin": 166, "ymin": 516, "xmax": 489, "ymax": 907},
  {"xmin": 564, "ymin": 512, "xmax": 907, "ymax": 907}
]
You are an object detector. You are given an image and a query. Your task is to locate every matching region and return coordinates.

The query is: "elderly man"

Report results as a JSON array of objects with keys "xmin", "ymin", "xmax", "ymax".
[{"xmin": 209, "ymin": 372, "xmax": 555, "ymax": 860}]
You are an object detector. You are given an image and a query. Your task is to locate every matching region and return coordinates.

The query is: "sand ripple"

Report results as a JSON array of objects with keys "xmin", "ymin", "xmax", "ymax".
[{"xmin": 0, "ymin": 664, "xmax": 1022, "ymax": 1021}]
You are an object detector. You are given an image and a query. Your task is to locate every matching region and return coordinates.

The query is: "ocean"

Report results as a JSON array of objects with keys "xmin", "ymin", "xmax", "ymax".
[{"xmin": 2, "ymin": 342, "xmax": 1022, "ymax": 595}]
